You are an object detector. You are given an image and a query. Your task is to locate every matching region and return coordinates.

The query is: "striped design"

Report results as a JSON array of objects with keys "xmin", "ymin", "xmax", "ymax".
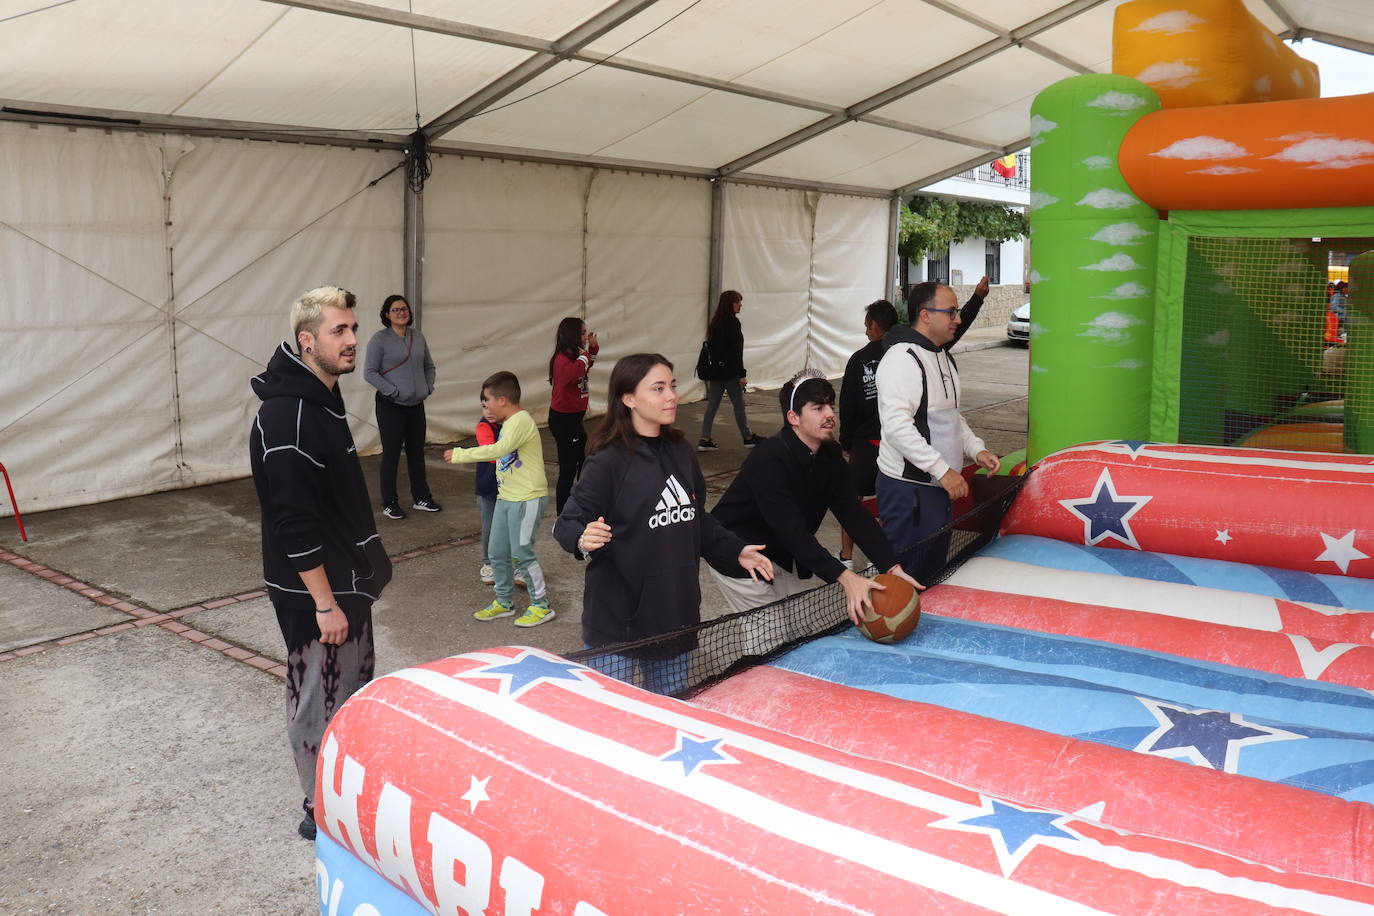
[
  {"xmin": 1001, "ymin": 441, "xmax": 1374, "ymax": 577},
  {"xmin": 317, "ymin": 647, "xmax": 1374, "ymax": 915},
  {"xmin": 982, "ymin": 534, "xmax": 1374, "ymax": 611},
  {"xmin": 767, "ymin": 627, "xmax": 1374, "ymax": 801},
  {"xmin": 694, "ymin": 664, "xmax": 1374, "ymax": 886}
]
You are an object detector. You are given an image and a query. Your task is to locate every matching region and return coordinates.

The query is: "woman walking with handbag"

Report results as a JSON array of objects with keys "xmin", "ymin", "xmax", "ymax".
[
  {"xmin": 364, "ymin": 294, "xmax": 441, "ymax": 519},
  {"xmin": 697, "ymin": 289, "xmax": 761, "ymax": 451}
]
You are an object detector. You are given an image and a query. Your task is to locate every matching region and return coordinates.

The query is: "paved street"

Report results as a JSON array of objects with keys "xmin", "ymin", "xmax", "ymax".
[{"xmin": 0, "ymin": 342, "xmax": 1026, "ymax": 914}]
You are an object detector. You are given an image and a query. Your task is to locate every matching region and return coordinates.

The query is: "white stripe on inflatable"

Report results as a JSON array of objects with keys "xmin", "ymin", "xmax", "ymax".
[
  {"xmin": 376, "ymin": 657, "xmax": 1374, "ymax": 914},
  {"xmin": 1055, "ymin": 443, "xmax": 1374, "ymax": 475},
  {"xmin": 385, "ymin": 665, "xmax": 1110, "ymax": 916},
  {"xmin": 945, "ymin": 557, "xmax": 1284, "ymax": 631}
]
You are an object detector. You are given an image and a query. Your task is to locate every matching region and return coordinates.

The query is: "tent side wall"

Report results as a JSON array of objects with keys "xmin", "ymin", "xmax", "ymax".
[{"xmin": 0, "ymin": 125, "xmax": 889, "ymax": 517}]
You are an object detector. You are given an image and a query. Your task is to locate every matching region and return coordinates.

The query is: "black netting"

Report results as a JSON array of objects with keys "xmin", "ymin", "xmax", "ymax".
[
  {"xmin": 566, "ymin": 473, "xmax": 1028, "ymax": 698},
  {"xmin": 1178, "ymin": 235, "xmax": 1371, "ymax": 450}
]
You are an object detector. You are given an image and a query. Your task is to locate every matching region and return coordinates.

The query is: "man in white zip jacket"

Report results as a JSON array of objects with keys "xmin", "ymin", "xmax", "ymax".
[{"xmin": 875, "ymin": 281, "xmax": 1000, "ymax": 581}]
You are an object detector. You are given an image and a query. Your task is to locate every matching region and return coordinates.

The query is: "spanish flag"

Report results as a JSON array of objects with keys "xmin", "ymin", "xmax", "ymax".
[{"xmin": 991, "ymin": 154, "xmax": 1017, "ymax": 178}]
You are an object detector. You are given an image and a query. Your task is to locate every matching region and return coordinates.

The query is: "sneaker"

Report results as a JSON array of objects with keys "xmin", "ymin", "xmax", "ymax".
[
  {"xmin": 515, "ymin": 601, "xmax": 556, "ymax": 628},
  {"xmin": 697, "ymin": 438, "xmax": 719, "ymax": 451},
  {"xmin": 742, "ymin": 434, "xmax": 762, "ymax": 448},
  {"xmin": 382, "ymin": 502, "xmax": 407, "ymax": 520},
  {"xmin": 297, "ymin": 812, "xmax": 316, "ymax": 841},
  {"xmin": 412, "ymin": 497, "xmax": 442, "ymax": 512},
  {"xmin": 479, "ymin": 564, "xmax": 495, "ymax": 585},
  {"xmin": 473, "ymin": 599, "xmax": 513, "ymax": 621},
  {"xmin": 514, "ymin": 571, "xmax": 528, "ymax": 589}
]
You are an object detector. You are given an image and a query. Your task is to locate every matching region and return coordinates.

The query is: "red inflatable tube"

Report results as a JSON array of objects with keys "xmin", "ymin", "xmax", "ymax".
[
  {"xmin": 1001, "ymin": 442, "xmax": 1374, "ymax": 577},
  {"xmin": 694, "ymin": 664, "xmax": 1374, "ymax": 887},
  {"xmin": 316, "ymin": 647, "xmax": 1374, "ymax": 915},
  {"xmin": 922, "ymin": 584, "xmax": 1374, "ymax": 690}
]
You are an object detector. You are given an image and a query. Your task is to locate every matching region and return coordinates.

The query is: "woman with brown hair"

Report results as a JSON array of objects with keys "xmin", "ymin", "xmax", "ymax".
[
  {"xmin": 697, "ymin": 289, "xmax": 761, "ymax": 451},
  {"xmin": 554, "ymin": 353, "xmax": 771, "ymax": 694}
]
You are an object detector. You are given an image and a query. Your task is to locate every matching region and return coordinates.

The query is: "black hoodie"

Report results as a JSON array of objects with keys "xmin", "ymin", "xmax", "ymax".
[
  {"xmin": 554, "ymin": 434, "xmax": 744, "ymax": 656},
  {"xmin": 249, "ymin": 343, "xmax": 392, "ymax": 609}
]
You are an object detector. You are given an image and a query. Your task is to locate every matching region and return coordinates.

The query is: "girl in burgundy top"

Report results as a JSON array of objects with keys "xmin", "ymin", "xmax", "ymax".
[{"xmin": 547, "ymin": 317, "xmax": 600, "ymax": 512}]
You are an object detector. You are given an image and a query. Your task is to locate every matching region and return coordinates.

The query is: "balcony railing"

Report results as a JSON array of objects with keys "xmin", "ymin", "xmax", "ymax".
[{"xmin": 954, "ymin": 152, "xmax": 1030, "ymax": 189}]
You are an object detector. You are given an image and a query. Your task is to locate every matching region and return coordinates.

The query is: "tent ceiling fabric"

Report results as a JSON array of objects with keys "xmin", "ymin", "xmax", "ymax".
[{"xmin": 0, "ymin": 0, "xmax": 1366, "ymax": 193}]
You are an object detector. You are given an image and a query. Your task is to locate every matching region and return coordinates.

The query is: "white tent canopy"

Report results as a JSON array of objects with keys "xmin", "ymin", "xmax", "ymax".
[{"xmin": 1, "ymin": 0, "xmax": 1368, "ymax": 513}]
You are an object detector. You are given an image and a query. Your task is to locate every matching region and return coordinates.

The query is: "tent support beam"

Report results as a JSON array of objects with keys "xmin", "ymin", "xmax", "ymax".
[
  {"xmin": 885, "ymin": 195, "xmax": 901, "ymax": 302},
  {"xmin": 264, "ymin": 0, "xmax": 1006, "ymax": 160},
  {"xmin": 717, "ymin": 0, "xmax": 1110, "ymax": 177},
  {"xmin": 423, "ymin": 0, "xmax": 665, "ymax": 140},
  {"xmin": 708, "ymin": 179, "xmax": 725, "ymax": 318},
  {"xmin": 1287, "ymin": 28, "xmax": 1374, "ymax": 57},
  {"xmin": 404, "ymin": 183, "xmax": 424, "ymax": 327}
]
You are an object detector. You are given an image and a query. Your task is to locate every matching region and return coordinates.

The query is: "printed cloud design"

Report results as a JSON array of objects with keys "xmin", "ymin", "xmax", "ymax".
[
  {"xmin": 1029, "ymin": 270, "xmax": 1045, "ymax": 284},
  {"xmin": 1211, "ymin": 281, "xmax": 1233, "ymax": 295},
  {"xmin": 1152, "ymin": 136, "xmax": 1250, "ymax": 160},
  {"xmin": 1077, "ymin": 189, "xmax": 1141, "ymax": 210},
  {"xmin": 1291, "ymin": 68, "xmax": 1306, "ymax": 89},
  {"xmin": 1189, "ymin": 165, "xmax": 1258, "ymax": 176},
  {"xmin": 1267, "ymin": 136, "xmax": 1374, "ymax": 170},
  {"xmin": 1131, "ymin": 10, "xmax": 1205, "ymax": 35},
  {"xmin": 1090, "ymin": 223, "xmax": 1152, "ymax": 246},
  {"xmin": 1203, "ymin": 329, "xmax": 1230, "ymax": 346},
  {"xmin": 1275, "ymin": 260, "xmax": 1309, "ymax": 273},
  {"xmin": 1029, "ymin": 191, "xmax": 1060, "ymax": 211},
  {"xmin": 1080, "ymin": 312, "xmax": 1143, "ymax": 344},
  {"xmin": 1110, "ymin": 359, "xmax": 1145, "ymax": 370},
  {"xmin": 1254, "ymin": 74, "xmax": 1272, "ymax": 96},
  {"xmin": 1136, "ymin": 60, "xmax": 1201, "ymax": 89},
  {"xmin": 1086, "ymin": 91, "xmax": 1152, "ymax": 113},
  {"xmin": 1098, "ymin": 282, "xmax": 1150, "ymax": 300},
  {"xmin": 1083, "ymin": 253, "xmax": 1143, "ymax": 272},
  {"xmin": 1029, "ymin": 114, "xmax": 1058, "ymax": 147},
  {"xmin": 1082, "ymin": 155, "xmax": 1113, "ymax": 170}
]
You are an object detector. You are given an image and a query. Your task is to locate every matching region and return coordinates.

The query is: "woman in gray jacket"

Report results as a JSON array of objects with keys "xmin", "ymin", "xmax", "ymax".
[{"xmin": 364, "ymin": 295, "xmax": 441, "ymax": 519}]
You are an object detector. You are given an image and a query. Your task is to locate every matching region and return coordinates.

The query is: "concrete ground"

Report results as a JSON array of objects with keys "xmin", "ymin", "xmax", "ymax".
[{"xmin": 0, "ymin": 334, "xmax": 1026, "ymax": 915}]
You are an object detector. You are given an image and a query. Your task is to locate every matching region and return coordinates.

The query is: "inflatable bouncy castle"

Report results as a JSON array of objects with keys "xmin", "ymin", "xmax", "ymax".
[
  {"xmin": 1026, "ymin": 0, "xmax": 1374, "ymax": 461},
  {"xmin": 313, "ymin": 441, "xmax": 1374, "ymax": 914},
  {"xmin": 310, "ymin": 4, "xmax": 1374, "ymax": 912}
]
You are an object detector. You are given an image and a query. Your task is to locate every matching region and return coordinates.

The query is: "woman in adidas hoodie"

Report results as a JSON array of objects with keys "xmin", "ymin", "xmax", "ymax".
[{"xmin": 554, "ymin": 353, "xmax": 773, "ymax": 695}]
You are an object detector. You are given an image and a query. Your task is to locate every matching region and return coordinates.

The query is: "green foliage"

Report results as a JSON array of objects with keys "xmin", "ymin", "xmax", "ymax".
[{"xmin": 898, "ymin": 194, "xmax": 1028, "ymax": 262}]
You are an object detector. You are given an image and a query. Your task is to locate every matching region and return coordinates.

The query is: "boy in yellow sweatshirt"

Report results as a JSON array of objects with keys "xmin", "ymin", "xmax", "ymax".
[{"xmin": 444, "ymin": 371, "xmax": 553, "ymax": 626}]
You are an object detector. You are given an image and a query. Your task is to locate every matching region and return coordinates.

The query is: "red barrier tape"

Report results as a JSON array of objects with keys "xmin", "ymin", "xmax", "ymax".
[{"xmin": 0, "ymin": 463, "xmax": 27, "ymax": 542}]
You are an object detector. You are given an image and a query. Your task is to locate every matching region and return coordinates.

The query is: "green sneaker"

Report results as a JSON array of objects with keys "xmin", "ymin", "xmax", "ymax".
[
  {"xmin": 473, "ymin": 599, "xmax": 513, "ymax": 621},
  {"xmin": 514, "ymin": 601, "xmax": 556, "ymax": 628}
]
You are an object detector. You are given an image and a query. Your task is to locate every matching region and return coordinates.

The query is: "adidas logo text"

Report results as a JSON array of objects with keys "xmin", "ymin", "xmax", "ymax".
[{"xmin": 649, "ymin": 475, "xmax": 696, "ymax": 529}]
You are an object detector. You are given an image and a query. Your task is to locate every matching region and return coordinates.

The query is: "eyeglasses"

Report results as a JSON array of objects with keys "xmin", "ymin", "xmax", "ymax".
[
  {"xmin": 787, "ymin": 368, "xmax": 826, "ymax": 416},
  {"xmin": 389, "ymin": 306, "xmax": 410, "ymax": 313},
  {"xmin": 924, "ymin": 307, "xmax": 960, "ymax": 317}
]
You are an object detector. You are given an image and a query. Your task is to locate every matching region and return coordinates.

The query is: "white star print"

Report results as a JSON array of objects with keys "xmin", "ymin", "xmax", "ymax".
[
  {"xmin": 1315, "ymin": 530, "xmax": 1369, "ymax": 575},
  {"xmin": 461, "ymin": 775, "xmax": 491, "ymax": 813},
  {"xmin": 1215, "ymin": 530, "xmax": 1232, "ymax": 545}
]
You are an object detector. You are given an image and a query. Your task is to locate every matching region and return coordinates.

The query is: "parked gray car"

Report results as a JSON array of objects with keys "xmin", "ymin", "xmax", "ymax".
[{"xmin": 1006, "ymin": 300, "xmax": 1030, "ymax": 344}]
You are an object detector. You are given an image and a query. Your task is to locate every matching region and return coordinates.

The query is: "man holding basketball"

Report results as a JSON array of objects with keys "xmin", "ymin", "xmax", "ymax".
[{"xmin": 709, "ymin": 371, "xmax": 917, "ymax": 626}]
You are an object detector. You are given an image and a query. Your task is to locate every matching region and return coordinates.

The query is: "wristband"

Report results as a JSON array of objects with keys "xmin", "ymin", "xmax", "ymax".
[{"xmin": 315, "ymin": 607, "xmax": 333, "ymax": 615}]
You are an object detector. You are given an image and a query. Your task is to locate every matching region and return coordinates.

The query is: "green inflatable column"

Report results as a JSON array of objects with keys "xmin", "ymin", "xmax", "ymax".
[
  {"xmin": 1028, "ymin": 75, "xmax": 1161, "ymax": 463},
  {"xmin": 1346, "ymin": 250, "xmax": 1374, "ymax": 454}
]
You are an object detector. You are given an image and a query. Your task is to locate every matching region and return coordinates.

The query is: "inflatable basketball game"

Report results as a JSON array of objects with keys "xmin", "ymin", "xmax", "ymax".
[{"xmin": 309, "ymin": 3, "xmax": 1374, "ymax": 912}]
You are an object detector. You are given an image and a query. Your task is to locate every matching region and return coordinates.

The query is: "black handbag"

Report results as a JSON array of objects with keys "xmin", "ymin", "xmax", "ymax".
[{"xmin": 695, "ymin": 340, "xmax": 721, "ymax": 381}]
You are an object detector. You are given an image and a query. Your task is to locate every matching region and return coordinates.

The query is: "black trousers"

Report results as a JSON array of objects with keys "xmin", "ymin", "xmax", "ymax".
[
  {"xmin": 375, "ymin": 394, "xmax": 431, "ymax": 506},
  {"xmin": 548, "ymin": 408, "xmax": 586, "ymax": 514}
]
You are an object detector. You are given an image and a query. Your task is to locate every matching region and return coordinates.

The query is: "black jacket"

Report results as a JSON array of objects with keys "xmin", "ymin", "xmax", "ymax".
[
  {"xmin": 249, "ymin": 343, "xmax": 392, "ymax": 608},
  {"xmin": 705, "ymin": 314, "xmax": 746, "ymax": 380},
  {"xmin": 838, "ymin": 338, "xmax": 885, "ymax": 451},
  {"xmin": 838, "ymin": 292, "xmax": 983, "ymax": 450},
  {"xmin": 710, "ymin": 426, "xmax": 897, "ymax": 582},
  {"xmin": 554, "ymin": 434, "xmax": 745, "ymax": 655}
]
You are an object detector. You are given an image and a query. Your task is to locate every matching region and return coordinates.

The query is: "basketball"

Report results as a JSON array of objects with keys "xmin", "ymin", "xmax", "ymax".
[{"xmin": 856, "ymin": 573, "xmax": 921, "ymax": 644}]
